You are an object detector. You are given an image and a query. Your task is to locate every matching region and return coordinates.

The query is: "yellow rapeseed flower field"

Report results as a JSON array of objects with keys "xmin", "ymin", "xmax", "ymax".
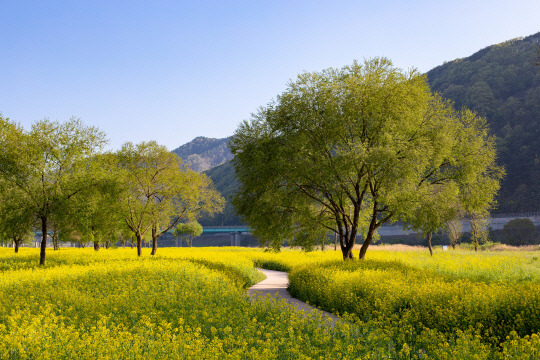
[{"xmin": 0, "ymin": 246, "xmax": 539, "ymax": 359}]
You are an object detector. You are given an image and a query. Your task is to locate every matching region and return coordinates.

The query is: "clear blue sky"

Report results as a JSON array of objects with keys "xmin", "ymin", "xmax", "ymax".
[{"xmin": 1, "ymin": 0, "xmax": 539, "ymax": 151}]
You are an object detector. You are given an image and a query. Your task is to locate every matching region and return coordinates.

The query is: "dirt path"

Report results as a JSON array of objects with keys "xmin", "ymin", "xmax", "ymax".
[{"xmin": 248, "ymin": 268, "xmax": 340, "ymax": 322}]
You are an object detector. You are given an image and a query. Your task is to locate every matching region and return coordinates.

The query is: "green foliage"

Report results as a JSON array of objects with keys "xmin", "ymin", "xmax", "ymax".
[
  {"xmin": 173, "ymin": 221, "xmax": 203, "ymax": 247},
  {"xmin": 502, "ymin": 218, "xmax": 537, "ymax": 245},
  {"xmin": 115, "ymin": 141, "xmax": 224, "ymax": 255},
  {"xmin": 427, "ymin": 32, "xmax": 540, "ymax": 212},
  {"xmin": 231, "ymin": 58, "xmax": 501, "ymax": 259},
  {"xmin": 0, "ymin": 116, "xmax": 108, "ymax": 264}
]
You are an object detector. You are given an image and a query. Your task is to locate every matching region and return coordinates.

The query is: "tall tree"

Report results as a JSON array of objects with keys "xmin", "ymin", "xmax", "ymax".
[
  {"xmin": 0, "ymin": 117, "xmax": 107, "ymax": 265},
  {"xmin": 116, "ymin": 141, "xmax": 223, "ymax": 256},
  {"xmin": 231, "ymin": 58, "xmax": 502, "ymax": 260}
]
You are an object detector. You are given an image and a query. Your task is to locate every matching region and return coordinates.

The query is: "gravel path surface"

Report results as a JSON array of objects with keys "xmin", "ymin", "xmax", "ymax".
[{"xmin": 248, "ymin": 268, "xmax": 340, "ymax": 322}]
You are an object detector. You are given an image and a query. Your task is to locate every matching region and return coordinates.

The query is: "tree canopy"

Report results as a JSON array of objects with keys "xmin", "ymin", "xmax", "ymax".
[
  {"xmin": 115, "ymin": 141, "xmax": 224, "ymax": 256},
  {"xmin": 173, "ymin": 221, "xmax": 203, "ymax": 247},
  {"xmin": 0, "ymin": 116, "xmax": 108, "ymax": 264},
  {"xmin": 231, "ymin": 58, "xmax": 502, "ymax": 259}
]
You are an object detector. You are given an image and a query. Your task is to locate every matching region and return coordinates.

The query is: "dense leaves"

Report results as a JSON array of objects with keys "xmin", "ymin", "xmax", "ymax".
[{"xmin": 0, "ymin": 116, "xmax": 107, "ymax": 264}]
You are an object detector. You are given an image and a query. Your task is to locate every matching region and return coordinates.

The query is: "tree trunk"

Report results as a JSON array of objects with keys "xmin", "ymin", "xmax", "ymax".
[
  {"xmin": 94, "ymin": 240, "xmax": 100, "ymax": 251},
  {"xmin": 359, "ymin": 202, "xmax": 381, "ymax": 260},
  {"xmin": 150, "ymin": 225, "xmax": 158, "ymax": 255},
  {"xmin": 40, "ymin": 217, "xmax": 47, "ymax": 265},
  {"xmin": 427, "ymin": 232, "xmax": 433, "ymax": 256},
  {"xmin": 105, "ymin": 241, "xmax": 110, "ymax": 249},
  {"xmin": 14, "ymin": 239, "xmax": 20, "ymax": 253},
  {"xmin": 339, "ymin": 230, "xmax": 356, "ymax": 260},
  {"xmin": 359, "ymin": 231, "xmax": 373, "ymax": 260},
  {"xmin": 341, "ymin": 247, "xmax": 354, "ymax": 259},
  {"xmin": 359, "ymin": 218, "xmax": 379, "ymax": 260},
  {"xmin": 136, "ymin": 233, "xmax": 142, "ymax": 256}
]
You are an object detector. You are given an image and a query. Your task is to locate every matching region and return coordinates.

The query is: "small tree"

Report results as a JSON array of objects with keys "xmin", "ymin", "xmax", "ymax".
[
  {"xmin": 0, "ymin": 186, "xmax": 35, "ymax": 253},
  {"xmin": 502, "ymin": 218, "xmax": 536, "ymax": 246},
  {"xmin": 173, "ymin": 222, "xmax": 203, "ymax": 247},
  {"xmin": 446, "ymin": 218, "xmax": 463, "ymax": 249},
  {"xmin": 116, "ymin": 141, "xmax": 223, "ymax": 256},
  {"xmin": 469, "ymin": 212, "xmax": 490, "ymax": 251}
]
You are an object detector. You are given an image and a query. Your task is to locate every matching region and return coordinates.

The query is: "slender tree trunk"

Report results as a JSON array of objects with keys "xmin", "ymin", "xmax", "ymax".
[
  {"xmin": 150, "ymin": 225, "xmax": 158, "ymax": 255},
  {"xmin": 105, "ymin": 241, "xmax": 110, "ymax": 249},
  {"xmin": 359, "ymin": 207, "xmax": 379, "ymax": 260},
  {"xmin": 359, "ymin": 229, "xmax": 374, "ymax": 260},
  {"xmin": 136, "ymin": 233, "xmax": 142, "ymax": 256},
  {"xmin": 14, "ymin": 239, "xmax": 20, "ymax": 253},
  {"xmin": 427, "ymin": 232, "xmax": 433, "ymax": 256},
  {"xmin": 40, "ymin": 217, "xmax": 47, "ymax": 265},
  {"xmin": 94, "ymin": 240, "xmax": 100, "ymax": 251},
  {"xmin": 334, "ymin": 231, "xmax": 337, "ymax": 251}
]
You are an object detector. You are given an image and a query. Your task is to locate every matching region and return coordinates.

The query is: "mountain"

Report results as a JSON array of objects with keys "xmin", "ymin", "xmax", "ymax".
[
  {"xmin": 427, "ymin": 32, "xmax": 540, "ymax": 212},
  {"xmin": 172, "ymin": 136, "xmax": 233, "ymax": 172}
]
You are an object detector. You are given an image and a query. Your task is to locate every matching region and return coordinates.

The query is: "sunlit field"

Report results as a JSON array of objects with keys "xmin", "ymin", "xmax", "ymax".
[{"xmin": 1, "ymin": 246, "xmax": 540, "ymax": 359}]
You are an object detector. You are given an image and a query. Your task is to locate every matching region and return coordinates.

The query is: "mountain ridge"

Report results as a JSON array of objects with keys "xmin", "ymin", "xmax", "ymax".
[{"xmin": 171, "ymin": 136, "xmax": 232, "ymax": 172}]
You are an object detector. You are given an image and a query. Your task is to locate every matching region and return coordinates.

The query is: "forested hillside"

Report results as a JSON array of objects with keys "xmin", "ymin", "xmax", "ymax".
[
  {"xmin": 200, "ymin": 161, "xmax": 241, "ymax": 225},
  {"xmin": 427, "ymin": 32, "xmax": 540, "ymax": 212},
  {"xmin": 172, "ymin": 136, "xmax": 232, "ymax": 172}
]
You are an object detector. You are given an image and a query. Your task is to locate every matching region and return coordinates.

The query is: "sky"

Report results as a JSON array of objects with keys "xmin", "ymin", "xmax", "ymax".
[{"xmin": 1, "ymin": 0, "xmax": 539, "ymax": 151}]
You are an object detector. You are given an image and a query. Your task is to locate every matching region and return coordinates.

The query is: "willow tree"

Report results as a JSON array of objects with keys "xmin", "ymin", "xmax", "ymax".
[
  {"xmin": 231, "ymin": 58, "xmax": 502, "ymax": 260},
  {"xmin": 0, "ymin": 187, "xmax": 35, "ymax": 252},
  {"xmin": 62, "ymin": 154, "xmax": 125, "ymax": 251},
  {"xmin": 116, "ymin": 141, "xmax": 223, "ymax": 256},
  {"xmin": 0, "ymin": 116, "xmax": 107, "ymax": 264}
]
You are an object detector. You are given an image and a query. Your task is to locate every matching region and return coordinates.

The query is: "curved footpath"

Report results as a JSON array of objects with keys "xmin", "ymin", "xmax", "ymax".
[{"xmin": 248, "ymin": 268, "xmax": 340, "ymax": 322}]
